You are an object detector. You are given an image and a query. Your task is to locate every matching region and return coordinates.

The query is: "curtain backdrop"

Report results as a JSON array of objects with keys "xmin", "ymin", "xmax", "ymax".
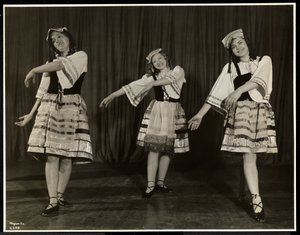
[{"xmin": 5, "ymin": 5, "xmax": 294, "ymax": 165}]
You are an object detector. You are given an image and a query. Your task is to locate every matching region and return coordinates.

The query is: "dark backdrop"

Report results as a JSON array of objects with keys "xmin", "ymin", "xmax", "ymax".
[{"xmin": 5, "ymin": 5, "xmax": 294, "ymax": 165}]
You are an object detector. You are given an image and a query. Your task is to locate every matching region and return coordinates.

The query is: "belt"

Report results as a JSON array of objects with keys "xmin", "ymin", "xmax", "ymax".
[
  {"xmin": 48, "ymin": 89, "xmax": 80, "ymax": 110},
  {"xmin": 48, "ymin": 88, "xmax": 80, "ymax": 95},
  {"xmin": 155, "ymin": 97, "xmax": 180, "ymax": 103}
]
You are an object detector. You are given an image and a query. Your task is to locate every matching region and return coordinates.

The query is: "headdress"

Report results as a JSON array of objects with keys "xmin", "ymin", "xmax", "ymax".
[
  {"xmin": 146, "ymin": 48, "xmax": 163, "ymax": 63},
  {"xmin": 46, "ymin": 27, "xmax": 69, "ymax": 41},
  {"xmin": 221, "ymin": 29, "xmax": 244, "ymax": 49}
]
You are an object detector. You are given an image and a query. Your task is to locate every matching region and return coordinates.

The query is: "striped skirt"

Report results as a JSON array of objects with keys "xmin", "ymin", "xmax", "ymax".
[
  {"xmin": 137, "ymin": 100, "xmax": 189, "ymax": 155},
  {"xmin": 221, "ymin": 100, "xmax": 278, "ymax": 153},
  {"xmin": 27, "ymin": 93, "xmax": 93, "ymax": 164}
]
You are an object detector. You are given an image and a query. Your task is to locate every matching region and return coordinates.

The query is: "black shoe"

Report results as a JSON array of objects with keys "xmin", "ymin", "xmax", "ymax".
[
  {"xmin": 251, "ymin": 194, "xmax": 265, "ymax": 223},
  {"xmin": 142, "ymin": 186, "xmax": 155, "ymax": 198},
  {"xmin": 41, "ymin": 203, "xmax": 59, "ymax": 217},
  {"xmin": 156, "ymin": 185, "xmax": 173, "ymax": 193},
  {"xmin": 57, "ymin": 192, "xmax": 71, "ymax": 207},
  {"xmin": 156, "ymin": 180, "xmax": 173, "ymax": 193},
  {"xmin": 58, "ymin": 198, "xmax": 71, "ymax": 206}
]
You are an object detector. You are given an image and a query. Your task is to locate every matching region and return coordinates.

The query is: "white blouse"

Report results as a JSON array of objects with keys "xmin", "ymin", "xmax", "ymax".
[
  {"xmin": 35, "ymin": 51, "xmax": 88, "ymax": 99},
  {"xmin": 122, "ymin": 65, "xmax": 186, "ymax": 107},
  {"xmin": 206, "ymin": 56, "xmax": 273, "ymax": 114}
]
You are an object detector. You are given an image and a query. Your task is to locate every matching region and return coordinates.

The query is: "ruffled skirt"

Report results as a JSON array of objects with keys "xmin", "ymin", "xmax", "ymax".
[
  {"xmin": 27, "ymin": 93, "xmax": 93, "ymax": 164},
  {"xmin": 221, "ymin": 100, "xmax": 278, "ymax": 153}
]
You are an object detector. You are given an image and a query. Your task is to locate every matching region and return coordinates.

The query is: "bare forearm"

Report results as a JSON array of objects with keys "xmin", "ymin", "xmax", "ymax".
[
  {"xmin": 196, "ymin": 103, "xmax": 212, "ymax": 118},
  {"xmin": 31, "ymin": 61, "xmax": 64, "ymax": 74},
  {"xmin": 152, "ymin": 78, "xmax": 172, "ymax": 87},
  {"xmin": 29, "ymin": 99, "xmax": 41, "ymax": 116},
  {"xmin": 111, "ymin": 88, "xmax": 126, "ymax": 98},
  {"xmin": 236, "ymin": 81, "xmax": 260, "ymax": 94}
]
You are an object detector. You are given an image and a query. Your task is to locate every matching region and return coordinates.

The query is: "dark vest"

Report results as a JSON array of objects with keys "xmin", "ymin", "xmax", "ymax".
[
  {"xmin": 152, "ymin": 74, "xmax": 180, "ymax": 103},
  {"xmin": 47, "ymin": 71, "xmax": 85, "ymax": 110},
  {"xmin": 233, "ymin": 56, "xmax": 263, "ymax": 101},
  {"xmin": 47, "ymin": 71, "xmax": 86, "ymax": 95}
]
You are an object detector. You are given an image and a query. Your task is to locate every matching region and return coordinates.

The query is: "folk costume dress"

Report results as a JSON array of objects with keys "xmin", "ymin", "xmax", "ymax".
[
  {"xmin": 206, "ymin": 56, "xmax": 278, "ymax": 153},
  {"xmin": 27, "ymin": 51, "xmax": 93, "ymax": 164},
  {"xmin": 122, "ymin": 65, "xmax": 190, "ymax": 155}
]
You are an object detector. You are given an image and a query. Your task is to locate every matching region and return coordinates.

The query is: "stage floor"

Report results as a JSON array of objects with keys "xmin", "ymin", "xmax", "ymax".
[{"xmin": 4, "ymin": 159, "xmax": 295, "ymax": 231}]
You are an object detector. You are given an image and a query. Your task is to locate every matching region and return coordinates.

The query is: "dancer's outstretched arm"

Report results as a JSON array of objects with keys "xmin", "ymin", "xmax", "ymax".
[
  {"xmin": 15, "ymin": 98, "xmax": 41, "ymax": 126},
  {"xmin": 99, "ymin": 88, "xmax": 126, "ymax": 108}
]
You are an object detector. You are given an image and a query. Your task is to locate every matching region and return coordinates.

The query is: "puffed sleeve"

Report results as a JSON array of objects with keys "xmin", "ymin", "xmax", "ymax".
[
  {"xmin": 122, "ymin": 74, "xmax": 154, "ymax": 107},
  {"xmin": 205, "ymin": 63, "xmax": 235, "ymax": 114},
  {"xmin": 35, "ymin": 72, "xmax": 50, "ymax": 99},
  {"xmin": 54, "ymin": 51, "xmax": 88, "ymax": 89},
  {"xmin": 250, "ymin": 56, "xmax": 273, "ymax": 99},
  {"xmin": 165, "ymin": 66, "xmax": 186, "ymax": 96}
]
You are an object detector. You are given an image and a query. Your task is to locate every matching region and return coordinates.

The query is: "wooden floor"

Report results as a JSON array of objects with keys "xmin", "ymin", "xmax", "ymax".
[{"xmin": 5, "ymin": 158, "xmax": 295, "ymax": 231}]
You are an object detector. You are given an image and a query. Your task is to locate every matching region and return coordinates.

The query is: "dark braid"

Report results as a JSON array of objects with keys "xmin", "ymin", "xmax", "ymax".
[{"xmin": 227, "ymin": 49, "xmax": 232, "ymax": 73}]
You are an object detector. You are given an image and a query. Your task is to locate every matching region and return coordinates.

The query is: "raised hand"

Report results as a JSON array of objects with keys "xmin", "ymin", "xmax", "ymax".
[
  {"xmin": 24, "ymin": 70, "xmax": 36, "ymax": 88},
  {"xmin": 188, "ymin": 114, "xmax": 203, "ymax": 131},
  {"xmin": 224, "ymin": 90, "xmax": 242, "ymax": 110},
  {"xmin": 99, "ymin": 94, "xmax": 115, "ymax": 108},
  {"xmin": 15, "ymin": 114, "xmax": 33, "ymax": 126}
]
